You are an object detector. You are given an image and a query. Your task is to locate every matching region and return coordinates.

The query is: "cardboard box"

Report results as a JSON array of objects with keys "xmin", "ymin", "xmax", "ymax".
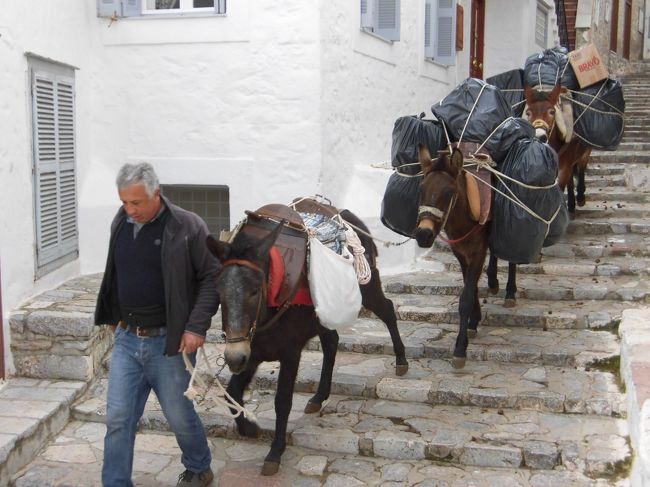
[{"xmin": 568, "ymin": 43, "xmax": 609, "ymax": 89}]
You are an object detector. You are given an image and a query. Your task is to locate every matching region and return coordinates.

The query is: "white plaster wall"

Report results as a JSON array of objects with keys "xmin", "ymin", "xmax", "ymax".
[
  {"xmin": 319, "ymin": 0, "xmax": 469, "ymax": 272},
  {"xmin": 0, "ymin": 0, "xmax": 98, "ymax": 373},
  {"xmin": 483, "ymin": 0, "xmax": 560, "ymax": 78},
  {"xmin": 81, "ymin": 0, "xmax": 322, "ymax": 276}
]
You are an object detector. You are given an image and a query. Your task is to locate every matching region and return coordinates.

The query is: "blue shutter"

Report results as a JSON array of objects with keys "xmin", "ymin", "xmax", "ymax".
[
  {"xmin": 425, "ymin": 0, "xmax": 434, "ymax": 58},
  {"xmin": 436, "ymin": 0, "xmax": 456, "ymax": 65},
  {"xmin": 374, "ymin": 0, "xmax": 400, "ymax": 41},
  {"xmin": 361, "ymin": 0, "xmax": 373, "ymax": 29},
  {"xmin": 122, "ymin": 0, "xmax": 142, "ymax": 17},
  {"xmin": 97, "ymin": 0, "xmax": 121, "ymax": 17},
  {"xmin": 215, "ymin": 0, "xmax": 226, "ymax": 14}
]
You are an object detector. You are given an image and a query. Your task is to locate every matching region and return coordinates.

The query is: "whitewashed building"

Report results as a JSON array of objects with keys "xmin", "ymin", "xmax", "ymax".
[{"xmin": 0, "ymin": 0, "xmax": 559, "ymax": 375}]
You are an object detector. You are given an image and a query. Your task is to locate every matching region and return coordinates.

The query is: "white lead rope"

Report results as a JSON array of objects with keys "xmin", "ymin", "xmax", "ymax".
[{"xmin": 182, "ymin": 348, "xmax": 257, "ymax": 422}]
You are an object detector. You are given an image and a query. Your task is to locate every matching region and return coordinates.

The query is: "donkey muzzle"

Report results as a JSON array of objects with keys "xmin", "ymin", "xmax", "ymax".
[{"xmin": 224, "ymin": 341, "xmax": 251, "ymax": 374}]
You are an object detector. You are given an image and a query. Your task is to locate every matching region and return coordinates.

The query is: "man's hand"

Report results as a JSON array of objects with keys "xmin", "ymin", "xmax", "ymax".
[{"xmin": 179, "ymin": 332, "xmax": 205, "ymax": 354}]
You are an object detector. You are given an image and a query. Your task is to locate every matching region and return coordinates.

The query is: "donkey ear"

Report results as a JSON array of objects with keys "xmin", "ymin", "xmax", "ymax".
[
  {"xmin": 524, "ymin": 84, "xmax": 533, "ymax": 104},
  {"xmin": 550, "ymin": 84, "xmax": 561, "ymax": 105},
  {"xmin": 256, "ymin": 219, "xmax": 286, "ymax": 259},
  {"xmin": 206, "ymin": 235, "xmax": 231, "ymax": 263},
  {"xmin": 418, "ymin": 144, "xmax": 434, "ymax": 173},
  {"xmin": 450, "ymin": 148, "xmax": 464, "ymax": 173}
]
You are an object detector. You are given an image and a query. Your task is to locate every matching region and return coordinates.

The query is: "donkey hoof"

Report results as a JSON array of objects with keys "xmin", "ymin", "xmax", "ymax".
[
  {"xmin": 503, "ymin": 299, "xmax": 516, "ymax": 308},
  {"xmin": 396, "ymin": 363, "xmax": 409, "ymax": 376},
  {"xmin": 261, "ymin": 461, "xmax": 280, "ymax": 476},
  {"xmin": 304, "ymin": 401, "xmax": 322, "ymax": 414},
  {"xmin": 577, "ymin": 198, "xmax": 586, "ymax": 207},
  {"xmin": 237, "ymin": 421, "xmax": 260, "ymax": 438},
  {"xmin": 467, "ymin": 329, "xmax": 477, "ymax": 339},
  {"xmin": 488, "ymin": 286, "xmax": 499, "ymax": 295},
  {"xmin": 452, "ymin": 356, "xmax": 466, "ymax": 369}
]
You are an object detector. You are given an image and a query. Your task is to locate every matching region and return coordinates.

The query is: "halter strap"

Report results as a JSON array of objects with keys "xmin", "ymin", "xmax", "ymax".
[{"xmin": 221, "ymin": 259, "xmax": 267, "ymax": 343}]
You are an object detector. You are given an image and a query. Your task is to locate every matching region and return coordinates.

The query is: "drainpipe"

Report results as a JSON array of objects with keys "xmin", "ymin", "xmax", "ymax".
[{"xmin": 0, "ymin": 262, "xmax": 5, "ymax": 379}]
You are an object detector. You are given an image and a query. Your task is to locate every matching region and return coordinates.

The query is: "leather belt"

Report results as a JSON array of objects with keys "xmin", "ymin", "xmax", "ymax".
[{"xmin": 118, "ymin": 321, "xmax": 167, "ymax": 338}]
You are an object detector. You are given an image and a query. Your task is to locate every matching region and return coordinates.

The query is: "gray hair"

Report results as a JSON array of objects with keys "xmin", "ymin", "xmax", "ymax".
[{"xmin": 116, "ymin": 162, "xmax": 160, "ymax": 198}]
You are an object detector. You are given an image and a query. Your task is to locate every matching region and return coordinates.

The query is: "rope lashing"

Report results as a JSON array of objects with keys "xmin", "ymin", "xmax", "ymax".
[
  {"xmin": 182, "ymin": 348, "xmax": 257, "ymax": 421},
  {"xmin": 342, "ymin": 221, "xmax": 372, "ymax": 284}
]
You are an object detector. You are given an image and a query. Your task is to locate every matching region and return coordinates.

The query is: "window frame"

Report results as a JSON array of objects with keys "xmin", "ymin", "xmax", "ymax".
[
  {"xmin": 160, "ymin": 184, "xmax": 230, "ymax": 238},
  {"xmin": 97, "ymin": 0, "xmax": 226, "ymax": 18},
  {"xmin": 28, "ymin": 55, "xmax": 79, "ymax": 278}
]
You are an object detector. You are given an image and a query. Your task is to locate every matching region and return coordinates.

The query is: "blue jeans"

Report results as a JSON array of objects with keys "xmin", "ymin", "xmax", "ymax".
[{"xmin": 102, "ymin": 327, "xmax": 211, "ymax": 487}]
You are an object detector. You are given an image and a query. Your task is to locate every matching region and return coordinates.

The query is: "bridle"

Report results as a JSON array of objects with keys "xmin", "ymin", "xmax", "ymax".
[{"xmin": 219, "ymin": 258, "xmax": 267, "ymax": 344}]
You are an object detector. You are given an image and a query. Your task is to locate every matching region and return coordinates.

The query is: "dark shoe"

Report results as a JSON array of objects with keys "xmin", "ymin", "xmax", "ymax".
[{"xmin": 177, "ymin": 468, "xmax": 214, "ymax": 486}]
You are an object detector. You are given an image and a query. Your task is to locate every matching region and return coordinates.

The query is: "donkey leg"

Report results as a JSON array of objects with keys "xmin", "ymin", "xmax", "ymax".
[
  {"xmin": 262, "ymin": 354, "xmax": 301, "ymax": 476},
  {"xmin": 453, "ymin": 255, "xmax": 485, "ymax": 369},
  {"xmin": 486, "ymin": 254, "xmax": 499, "ymax": 295},
  {"xmin": 567, "ymin": 177, "xmax": 577, "ymax": 217},
  {"xmin": 576, "ymin": 165, "xmax": 586, "ymax": 207},
  {"xmin": 361, "ymin": 267, "xmax": 408, "ymax": 376},
  {"xmin": 467, "ymin": 286, "xmax": 481, "ymax": 339},
  {"xmin": 305, "ymin": 328, "xmax": 338, "ymax": 414},
  {"xmin": 504, "ymin": 262, "xmax": 518, "ymax": 308},
  {"xmin": 226, "ymin": 362, "xmax": 261, "ymax": 438}
]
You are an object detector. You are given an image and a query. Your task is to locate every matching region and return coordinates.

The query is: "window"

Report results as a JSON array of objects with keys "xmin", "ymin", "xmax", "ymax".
[
  {"xmin": 361, "ymin": 0, "xmax": 401, "ymax": 42},
  {"xmin": 29, "ymin": 56, "xmax": 79, "ymax": 276},
  {"xmin": 161, "ymin": 185, "xmax": 230, "ymax": 237},
  {"xmin": 97, "ymin": 0, "xmax": 226, "ymax": 17},
  {"xmin": 424, "ymin": 0, "xmax": 457, "ymax": 65},
  {"xmin": 535, "ymin": 3, "xmax": 549, "ymax": 47}
]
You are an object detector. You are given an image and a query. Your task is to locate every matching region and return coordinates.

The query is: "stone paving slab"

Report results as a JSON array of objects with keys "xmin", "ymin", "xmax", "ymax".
[
  {"xmin": 383, "ymin": 270, "xmax": 650, "ymax": 303},
  {"xmin": 302, "ymin": 318, "xmax": 619, "ymax": 367},
  {"xmin": 11, "ymin": 420, "xmax": 627, "ymax": 487},
  {"xmin": 566, "ymin": 219, "xmax": 650, "ymax": 236}
]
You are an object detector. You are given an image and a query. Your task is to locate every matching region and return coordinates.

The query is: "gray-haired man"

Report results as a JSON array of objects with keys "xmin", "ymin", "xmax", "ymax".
[{"xmin": 95, "ymin": 162, "xmax": 219, "ymax": 486}]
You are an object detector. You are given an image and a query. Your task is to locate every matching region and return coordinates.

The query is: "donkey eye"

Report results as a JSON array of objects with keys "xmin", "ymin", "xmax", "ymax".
[
  {"xmin": 525, "ymin": 109, "xmax": 531, "ymax": 117},
  {"xmin": 549, "ymin": 109, "xmax": 556, "ymax": 116}
]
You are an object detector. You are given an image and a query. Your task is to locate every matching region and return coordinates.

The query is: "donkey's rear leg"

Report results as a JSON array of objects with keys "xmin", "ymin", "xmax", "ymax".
[
  {"xmin": 305, "ymin": 328, "xmax": 338, "ymax": 414},
  {"xmin": 362, "ymin": 268, "xmax": 408, "ymax": 376}
]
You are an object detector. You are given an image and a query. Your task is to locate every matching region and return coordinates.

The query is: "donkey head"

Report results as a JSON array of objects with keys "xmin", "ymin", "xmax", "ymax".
[
  {"xmin": 414, "ymin": 145, "xmax": 464, "ymax": 248},
  {"xmin": 206, "ymin": 221, "xmax": 284, "ymax": 374},
  {"xmin": 524, "ymin": 84, "xmax": 562, "ymax": 142}
]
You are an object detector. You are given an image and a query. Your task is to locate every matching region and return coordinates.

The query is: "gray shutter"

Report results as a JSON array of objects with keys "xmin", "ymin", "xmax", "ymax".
[
  {"xmin": 374, "ymin": 0, "xmax": 400, "ymax": 41},
  {"xmin": 361, "ymin": 0, "xmax": 373, "ymax": 29},
  {"xmin": 97, "ymin": 0, "xmax": 121, "ymax": 17},
  {"xmin": 122, "ymin": 0, "xmax": 142, "ymax": 17},
  {"xmin": 435, "ymin": 0, "xmax": 456, "ymax": 65},
  {"xmin": 215, "ymin": 0, "xmax": 226, "ymax": 14},
  {"xmin": 32, "ymin": 69, "xmax": 78, "ymax": 268},
  {"xmin": 425, "ymin": 0, "xmax": 434, "ymax": 58}
]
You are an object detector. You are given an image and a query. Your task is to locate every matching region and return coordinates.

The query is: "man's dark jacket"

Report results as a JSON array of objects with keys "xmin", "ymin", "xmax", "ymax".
[{"xmin": 94, "ymin": 196, "xmax": 220, "ymax": 356}]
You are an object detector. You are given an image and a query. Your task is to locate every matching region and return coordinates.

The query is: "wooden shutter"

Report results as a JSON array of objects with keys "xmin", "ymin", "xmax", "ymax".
[
  {"xmin": 374, "ymin": 0, "xmax": 400, "ymax": 41},
  {"xmin": 361, "ymin": 0, "xmax": 373, "ymax": 29},
  {"xmin": 122, "ymin": 0, "xmax": 141, "ymax": 17},
  {"xmin": 32, "ymin": 66, "xmax": 78, "ymax": 270},
  {"xmin": 215, "ymin": 0, "xmax": 226, "ymax": 14},
  {"xmin": 97, "ymin": 0, "xmax": 121, "ymax": 17},
  {"xmin": 436, "ymin": 0, "xmax": 456, "ymax": 65},
  {"xmin": 425, "ymin": 0, "xmax": 434, "ymax": 58}
]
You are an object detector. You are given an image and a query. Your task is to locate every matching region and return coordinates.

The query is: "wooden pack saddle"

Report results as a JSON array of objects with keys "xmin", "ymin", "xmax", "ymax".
[{"xmin": 454, "ymin": 142, "xmax": 493, "ymax": 225}]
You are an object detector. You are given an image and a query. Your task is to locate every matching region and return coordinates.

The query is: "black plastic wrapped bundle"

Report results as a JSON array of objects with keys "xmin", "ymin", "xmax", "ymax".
[
  {"xmin": 483, "ymin": 117, "xmax": 536, "ymax": 165},
  {"xmin": 524, "ymin": 47, "xmax": 579, "ymax": 90},
  {"xmin": 490, "ymin": 138, "xmax": 567, "ymax": 264},
  {"xmin": 431, "ymin": 78, "xmax": 513, "ymax": 146},
  {"xmin": 380, "ymin": 172, "xmax": 422, "ymax": 237},
  {"xmin": 572, "ymin": 78, "xmax": 625, "ymax": 150},
  {"xmin": 391, "ymin": 115, "xmax": 445, "ymax": 175},
  {"xmin": 486, "ymin": 69, "xmax": 526, "ymax": 117}
]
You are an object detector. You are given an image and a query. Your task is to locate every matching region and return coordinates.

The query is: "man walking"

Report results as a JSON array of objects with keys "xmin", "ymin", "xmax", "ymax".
[{"xmin": 95, "ymin": 162, "xmax": 219, "ymax": 486}]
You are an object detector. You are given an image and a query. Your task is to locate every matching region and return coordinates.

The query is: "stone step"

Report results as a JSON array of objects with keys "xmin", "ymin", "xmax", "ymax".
[
  {"xmin": 303, "ymin": 318, "xmax": 619, "ymax": 368},
  {"xmin": 0, "ymin": 379, "xmax": 87, "ymax": 486},
  {"xmin": 12, "ymin": 419, "xmax": 628, "ymax": 487},
  {"xmin": 566, "ymin": 218, "xmax": 650, "ymax": 236},
  {"xmin": 578, "ymin": 173, "xmax": 626, "ymax": 187},
  {"xmin": 388, "ymin": 292, "xmax": 626, "ymax": 330},
  {"xmin": 566, "ymin": 200, "xmax": 650, "ymax": 219},
  {"xmin": 582, "ymin": 185, "xmax": 650, "ymax": 203},
  {"xmin": 590, "ymin": 152, "xmax": 650, "ymax": 164},
  {"xmin": 583, "ymin": 162, "xmax": 627, "ymax": 175},
  {"xmin": 614, "ymin": 141, "xmax": 650, "ymax": 151},
  {"xmin": 425, "ymin": 245, "xmax": 650, "ymax": 276},
  {"xmin": 383, "ymin": 269, "xmax": 650, "ymax": 303}
]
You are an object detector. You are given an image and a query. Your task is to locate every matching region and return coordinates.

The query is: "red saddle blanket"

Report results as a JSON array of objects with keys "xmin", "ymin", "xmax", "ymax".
[{"xmin": 268, "ymin": 246, "xmax": 312, "ymax": 307}]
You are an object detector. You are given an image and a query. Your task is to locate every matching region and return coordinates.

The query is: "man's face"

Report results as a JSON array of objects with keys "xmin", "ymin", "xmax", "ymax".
[{"xmin": 118, "ymin": 184, "xmax": 162, "ymax": 224}]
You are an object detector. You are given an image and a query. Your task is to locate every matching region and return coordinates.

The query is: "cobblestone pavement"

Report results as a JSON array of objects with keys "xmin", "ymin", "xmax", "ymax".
[{"xmin": 5, "ymin": 66, "xmax": 650, "ymax": 485}]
